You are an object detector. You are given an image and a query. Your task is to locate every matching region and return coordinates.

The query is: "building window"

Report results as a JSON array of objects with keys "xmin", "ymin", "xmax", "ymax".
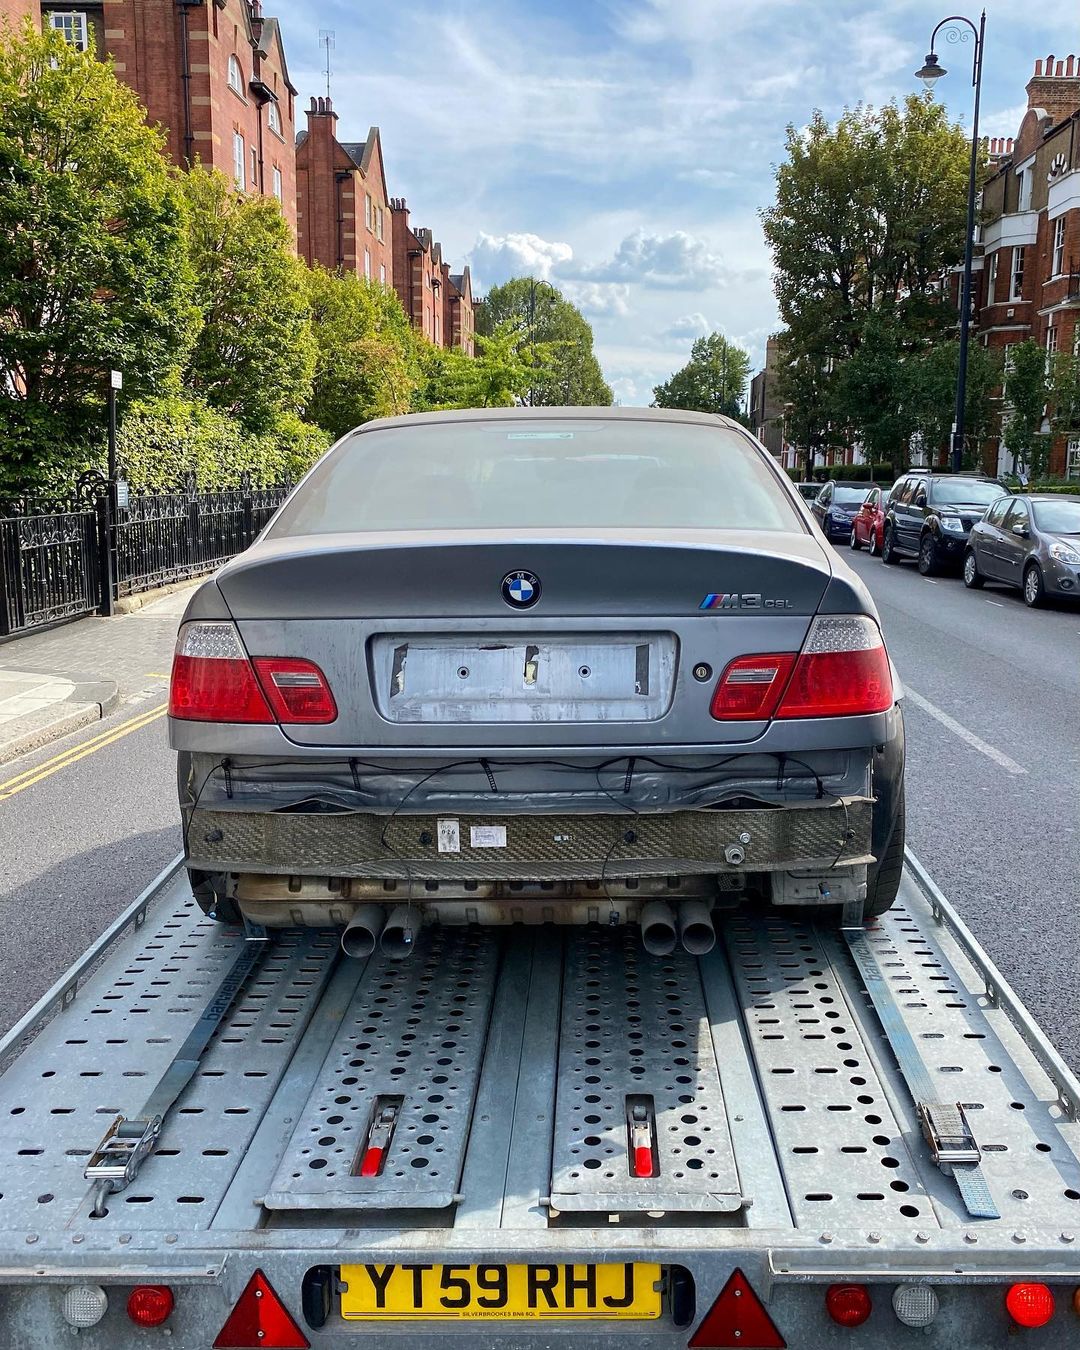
[
  {"xmin": 48, "ymin": 10, "xmax": 89, "ymax": 50},
  {"xmin": 228, "ymin": 54, "xmax": 244, "ymax": 96},
  {"xmin": 272, "ymin": 166, "xmax": 282, "ymax": 201},
  {"xmin": 267, "ymin": 101, "xmax": 282, "ymax": 136},
  {"xmin": 1052, "ymin": 216, "xmax": 1066, "ymax": 278},
  {"xmin": 1010, "ymin": 246, "xmax": 1025, "ymax": 301},
  {"xmin": 365, "ymin": 194, "xmax": 373, "ymax": 232},
  {"xmin": 986, "ymin": 250, "xmax": 997, "ymax": 302},
  {"xmin": 1017, "ymin": 165, "xmax": 1032, "ymax": 212},
  {"xmin": 379, "ymin": 262, "xmax": 386, "ymax": 285},
  {"xmin": 1047, "ymin": 324, "xmax": 1058, "ymax": 364},
  {"xmin": 232, "ymin": 131, "xmax": 245, "ymax": 189},
  {"xmin": 364, "ymin": 248, "xmax": 371, "ymax": 280},
  {"xmin": 250, "ymin": 145, "xmax": 258, "ymax": 187},
  {"xmin": 1068, "ymin": 438, "xmax": 1080, "ymax": 480},
  {"xmin": 376, "ymin": 205, "xmax": 384, "ymax": 241}
]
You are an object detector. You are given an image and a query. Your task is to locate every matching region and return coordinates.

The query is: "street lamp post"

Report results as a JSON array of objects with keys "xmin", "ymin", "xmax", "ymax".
[{"xmin": 916, "ymin": 10, "xmax": 986, "ymax": 473}]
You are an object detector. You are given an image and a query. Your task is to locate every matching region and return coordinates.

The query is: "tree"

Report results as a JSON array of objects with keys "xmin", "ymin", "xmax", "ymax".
[
  {"xmin": 651, "ymin": 333, "xmax": 751, "ymax": 417},
  {"xmin": 761, "ymin": 96, "xmax": 979, "ymax": 466},
  {"xmin": 180, "ymin": 167, "xmax": 316, "ymax": 432},
  {"xmin": 475, "ymin": 278, "xmax": 613, "ymax": 406},
  {"xmin": 304, "ymin": 267, "xmax": 417, "ymax": 439},
  {"xmin": 1049, "ymin": 350, "xmax": 1080, "ymax": 447},
  {"xmin": 0, "ymin": 23, "xmax": 196, "ymax": 490},
  {"xmin": 416, "ymin": 322, "xmax": 543, "ymax": 410},
  {"xmin": 1002, "ymin": 340, "xmax": 1050, "ymax": 479}
]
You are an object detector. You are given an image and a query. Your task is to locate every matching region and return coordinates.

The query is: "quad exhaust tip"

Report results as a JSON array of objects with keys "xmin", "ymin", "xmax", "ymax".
[
  {"xmin": 340, "ymin": 903, "xmax": 387, "ymax": 959},
  {"xmin": 677, "ymin": 898, "xmax": 716, "ymax": 955},
  {"xmin": 380, "ymin": 904, "xmax": 419, "ymax": 960},
  {"xmin": 640, "ymin": 900, "xmax": 677, "ymax": 956}
]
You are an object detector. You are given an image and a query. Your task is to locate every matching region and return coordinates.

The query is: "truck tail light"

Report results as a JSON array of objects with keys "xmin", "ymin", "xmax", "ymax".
[
  {"xmin": 710, "ymin": 653, "xmax": 797, "ymax": 720},
  {"xmin": 825, "ymin": 1284, "xmax": 872, "ymax": 1327},
  {"xmin": 1006, "ymin": 1283, "xmax": 1055, "ymax": 1328},
  {"xmin": 127, "ymin": 1285, "xmax": 174, "ymax": 1327},
  {"xmin": 170, "ymin": 624, "xmax": 336, "ymax": 725},
  {"xmin": 214, "ymin": 1270, "xmax": 309, "ymax": 1348},
  {"xmin": 776, "ymin": 616, "xmax": 893, "ymax": 719}
]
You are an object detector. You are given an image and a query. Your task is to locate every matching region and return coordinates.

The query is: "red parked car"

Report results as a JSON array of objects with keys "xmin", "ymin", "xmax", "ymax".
[{"xmin": 849, "ymin": 485, "xmax": 885, "ymax": 555}]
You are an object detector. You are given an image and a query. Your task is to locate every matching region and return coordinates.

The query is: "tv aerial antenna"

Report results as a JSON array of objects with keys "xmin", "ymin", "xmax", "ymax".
[{"xmin": 318, "ymin": 29, "xmax": 335, "ymax": 100}]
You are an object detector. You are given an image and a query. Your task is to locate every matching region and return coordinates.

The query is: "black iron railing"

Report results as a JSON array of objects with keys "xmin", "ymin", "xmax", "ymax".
[{"xmin": 0, "ymin": 477, "xmax": 291, "ymax": 639}]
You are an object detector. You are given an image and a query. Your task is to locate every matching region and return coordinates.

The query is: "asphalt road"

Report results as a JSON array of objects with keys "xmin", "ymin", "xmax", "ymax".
[{"xmin": 1, "ymin": 549, "xmax": 1078, "ymax": 1075}]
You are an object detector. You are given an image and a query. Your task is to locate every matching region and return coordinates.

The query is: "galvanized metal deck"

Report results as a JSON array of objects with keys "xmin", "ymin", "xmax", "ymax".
[{"xmin": 1, "ymin": 858, "xmax": 1080, "ymax": 1348}]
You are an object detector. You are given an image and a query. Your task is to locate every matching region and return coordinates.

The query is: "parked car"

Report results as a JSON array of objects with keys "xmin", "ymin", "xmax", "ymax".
[
  {"xmin": 881, "ymin": 471, "xmax": 1010, "ymax": 575},
  {"xmin": 168, "ymin": 407, "xmax": 906, "ymax": 941},
  {"xmin": 795, "ymin": 481, "xmax": 821, "ymax": 503},
  {"xmin": 810, "ymin": 480, "xmax": 878, "ymax": 542},
  {"xmin": 849, "ymin": 485, "xmax": 886, "ymax": 555},
  {"xmin": 964, "ymin": 493, "xmax": 1080, "ymax": 607}
]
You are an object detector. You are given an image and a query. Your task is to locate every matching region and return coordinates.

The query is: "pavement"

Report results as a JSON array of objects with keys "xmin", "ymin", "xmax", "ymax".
[{"xmin": 0, "ymin": 588, "xmax": 194, "ymax": 763}]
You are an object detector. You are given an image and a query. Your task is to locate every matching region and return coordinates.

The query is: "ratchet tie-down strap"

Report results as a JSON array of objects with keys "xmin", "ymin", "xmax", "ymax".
[
  {"xmin": 84, "ymin": 940, "xmax": 265, "ymax": 1217},
  {"xmin": 843, "ymin": 926, "xmax": 1000, "ymax": 1220}
]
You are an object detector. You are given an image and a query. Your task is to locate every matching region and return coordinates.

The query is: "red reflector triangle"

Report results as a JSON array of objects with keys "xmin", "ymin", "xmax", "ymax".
[
  {"xmin": 213, "ymin": 1270, "xmax": 309, "ymax": 1349},
  {"xmin": 689, "ymin": 1269, "xmax": 786, "ymax": 1349}
]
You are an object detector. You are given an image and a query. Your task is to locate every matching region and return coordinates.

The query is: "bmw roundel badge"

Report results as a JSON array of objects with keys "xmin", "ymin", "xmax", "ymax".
[{"xmin": 502, "ymin": 570, "xmax": 541, "ymax": 609}]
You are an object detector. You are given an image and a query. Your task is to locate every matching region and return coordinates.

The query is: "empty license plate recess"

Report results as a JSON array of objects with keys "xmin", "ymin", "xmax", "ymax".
[
  {"xmin": 372, "ymin": 633, "xmax": 677, "ymax": 723},
  {"xmin": 339, "ymin": 1262, "xmax": 663, "ymax": 1320}
]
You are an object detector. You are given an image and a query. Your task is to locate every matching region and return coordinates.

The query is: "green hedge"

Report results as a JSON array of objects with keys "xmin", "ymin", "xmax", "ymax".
[
  {"xmin": 785, "ymin": 463, "xmax": 896, "ymax": 483},
  {"xmin": 114, "ymin": 396, "xmax": 330, "ymax": 491}
]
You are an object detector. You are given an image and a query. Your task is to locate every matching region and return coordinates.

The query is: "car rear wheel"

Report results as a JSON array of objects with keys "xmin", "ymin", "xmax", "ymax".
[
  {"xmin": 917, "ymin": 533, "xmax": 939, "ymax": 577},
  {"xmin": 881, "ymin": 526, "xmax": 899, "ymax": 564},
  {"xmin": 864, "ymin": 788, "xmax": 905, "ymax": 920},
  {"xmin": 849, "ymin": 526, "xmax": 861, "ymax": 551},
  {"xmin": 1023, "ymin": 562, "xmax": 1045, "ymax": 608},
  {"xmin": 963, "ymin": 550, "xmax": 984, "ymax": 589},
  {"xmin": 868, "ymin": 530, "xmax": 879, "ymax": 557}
]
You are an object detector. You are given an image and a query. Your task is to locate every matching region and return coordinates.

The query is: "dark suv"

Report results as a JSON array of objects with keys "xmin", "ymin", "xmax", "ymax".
[{"xmin": 881, "ymin": 471, "xmax": 1011, "ymax": 575}]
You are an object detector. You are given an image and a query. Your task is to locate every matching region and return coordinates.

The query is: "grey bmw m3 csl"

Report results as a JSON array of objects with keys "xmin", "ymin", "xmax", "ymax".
[{"xmin": 169, "ymin": 407, "xmax": 905, "ymax": 954}]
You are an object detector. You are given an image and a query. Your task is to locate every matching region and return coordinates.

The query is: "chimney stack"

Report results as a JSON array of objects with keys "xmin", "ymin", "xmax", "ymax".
[{"xmin": 1025, "ymin": 53, "xmax": 1080, "ymax": 121}]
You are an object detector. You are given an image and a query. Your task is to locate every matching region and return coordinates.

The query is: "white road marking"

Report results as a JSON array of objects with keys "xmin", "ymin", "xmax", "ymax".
[
  {"xmin": 904, "ymin": 688, "xmax": 1028, "ymax": 776},
  {"xmin": 924, "ymin": 578, "xmax": 938, "ymax": 585},
  {"xmin": 985, "ymin": 599, "xmax": 1005, "ymax": 608}
]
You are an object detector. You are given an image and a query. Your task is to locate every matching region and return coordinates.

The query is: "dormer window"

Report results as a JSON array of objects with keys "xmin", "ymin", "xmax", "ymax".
[
  {"xmin": 228, "ymin": 54, "xmax": 243, "ymax": 96},
  {"xmin": 267, "ymin": 101, "xmax": 282, "ymax": 136}
]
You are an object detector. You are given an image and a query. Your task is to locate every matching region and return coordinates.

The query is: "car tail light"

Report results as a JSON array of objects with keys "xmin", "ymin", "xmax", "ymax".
[
  {"xmin": 776, "ymin": 616, "xmax": 892, "ymax": 719},
  {"xmin": 170, "ymin": 623, "xmax": 274, "ymax": 723},
  {"xmin": 710, "ymin": 653, "xmax": 797, "ymax": 720},
  {"xmin": 127, "ymin": 1285, "xmax": 174, "ymax": 1327},
  {"xmin": 825, "ymin": 1284, "xmax": 872, "ymax": 1327},
  {"xmin": 253, "ymin": 658, "xmax": 337, "ymax": 724},
  {"xmin": 169, "ymin": 624, "xmax": 336, "ymax": 725},
  {"xmin": 1005, "ymin": 1283, "xmax": 1055, "ymax": 1328}
]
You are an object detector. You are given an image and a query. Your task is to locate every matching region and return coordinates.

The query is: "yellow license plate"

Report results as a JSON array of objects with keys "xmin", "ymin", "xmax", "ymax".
[{"xmin": 340, "ymin": 1261, "xmax": 663, "ymax": 1321}]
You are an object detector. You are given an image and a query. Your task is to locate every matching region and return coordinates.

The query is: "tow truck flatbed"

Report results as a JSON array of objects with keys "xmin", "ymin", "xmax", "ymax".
[{"xmin": 0, "ymin": 856, "xmax": 1078, "ymax": 1347}]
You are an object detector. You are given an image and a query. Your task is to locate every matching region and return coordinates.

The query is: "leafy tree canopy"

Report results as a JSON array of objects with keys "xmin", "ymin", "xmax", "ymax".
[
  {"xmin": 1003, "ymin": 339, "xmax": 1051, "ymax": 479},
  {"xmin": 475, "ymin": 278, "xmax": 613, "ymax": 406},
  {"xmin": 651, "ymin": 333, "xmax": 751, "ymax": 418},
  {"xmin": 416, "ymin": 322, "xmax": 546, "ymax": 411},
  {"xmin": 0, "ymin": 22, "xmax": 196, "ymax": 489},
  {"xmin": 180, "ymin": 167, "xmax": 316, "ymax": 432}
]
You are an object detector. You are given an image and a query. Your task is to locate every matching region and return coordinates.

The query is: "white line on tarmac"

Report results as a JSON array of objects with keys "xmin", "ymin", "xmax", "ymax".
[
  {"xmin": 985, "ymin": 599, "xmax": 1005, "ymax": 608},
  {"xmin": 904, "ymin": 688, "xmax": 1028, "ymax": 776}
]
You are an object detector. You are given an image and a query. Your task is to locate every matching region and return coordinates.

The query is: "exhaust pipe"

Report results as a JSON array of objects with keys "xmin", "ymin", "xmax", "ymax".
[
  {"xmin": 380, "ymin": 904, "xmax": 419, "ymax": 960},
  {"xmin": 639, "ymin": 900, "xmax": 677, "ymax": 956},
  {"xmin": 341, "ymin": 903, "xmax": 386, "ymax": 959},
  {"xmin": 677, "ymin": 898, "xmax": 716, "ymax": 956}
]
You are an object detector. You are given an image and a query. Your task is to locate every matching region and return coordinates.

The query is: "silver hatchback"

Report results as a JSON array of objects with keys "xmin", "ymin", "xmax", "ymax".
[{"xmin": 965, "ymin": 493, "xmax": 1080, "ymax": 606}]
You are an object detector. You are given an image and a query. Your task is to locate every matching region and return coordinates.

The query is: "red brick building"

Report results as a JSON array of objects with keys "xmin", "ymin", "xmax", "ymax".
[
  {"xmin": 26, "ymin": 0, "xmax": 298, "ymax": 234},
  {"xmin": 295, "ymin": 99, "xmax": 392, "ymax": 285},
  {"xmin": 0, "ymin": 0, "xmax": 35, "ymax": 27},
  {"xmin": 389, "ymin": 199, "xmax": 474, "ymax": 351},
  {"xmin": 977, "ymin": 54, "xmax": 1080, "ymax": 476}
]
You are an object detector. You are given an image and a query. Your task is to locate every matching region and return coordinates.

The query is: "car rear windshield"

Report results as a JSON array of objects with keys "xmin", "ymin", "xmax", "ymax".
[
  {"xmin": 833, "ymin": 486, "xmax": 871, "ymax": 505},
  {"xmin": 268, "ymin": 420, "xmax": 803, "ymax": 536},
  {"xmin": 931, "ymin": 479, "xmax": 1006, "ymax": 507},
  {"xmin": 1032, "ymin": 499, "xmax": 1080, "ymax": 534}
]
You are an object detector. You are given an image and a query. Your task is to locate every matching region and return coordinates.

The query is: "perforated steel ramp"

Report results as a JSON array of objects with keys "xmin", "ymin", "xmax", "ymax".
[
  {"xmin": 264, "ymin": 926, "xmax": 500, "ymax": 1212},
  {"xmin": 549, "ymin": 927, "xmax": 744, "ymax": 1215}
]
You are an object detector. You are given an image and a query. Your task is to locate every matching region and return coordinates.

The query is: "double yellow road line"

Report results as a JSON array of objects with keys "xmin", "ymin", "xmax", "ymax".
[{"xmin": 0, "ymin": 702, "xmax": 168, "ymax": 801}]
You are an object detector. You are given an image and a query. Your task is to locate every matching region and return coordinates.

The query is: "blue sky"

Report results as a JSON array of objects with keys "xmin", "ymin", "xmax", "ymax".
[{"xmin": 285, "ymin": 2, "xmax": 1079, "ymax": 404}]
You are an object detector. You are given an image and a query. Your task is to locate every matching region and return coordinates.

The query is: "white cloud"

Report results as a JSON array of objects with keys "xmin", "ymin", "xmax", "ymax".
[
  {"xmin": 559, "ymin": 280, "xmax": 632, "ymax": 319},
  {"xmin": 568, "ymin": 229, "xmax": 736, "ymax": 290},
  {"xmin": 661, "ymin": 312, "xmax": 710, "ymax": 341},
  {"xmin": 467, "ymin": 231, "xmax": 573, "ymax": 290}
]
